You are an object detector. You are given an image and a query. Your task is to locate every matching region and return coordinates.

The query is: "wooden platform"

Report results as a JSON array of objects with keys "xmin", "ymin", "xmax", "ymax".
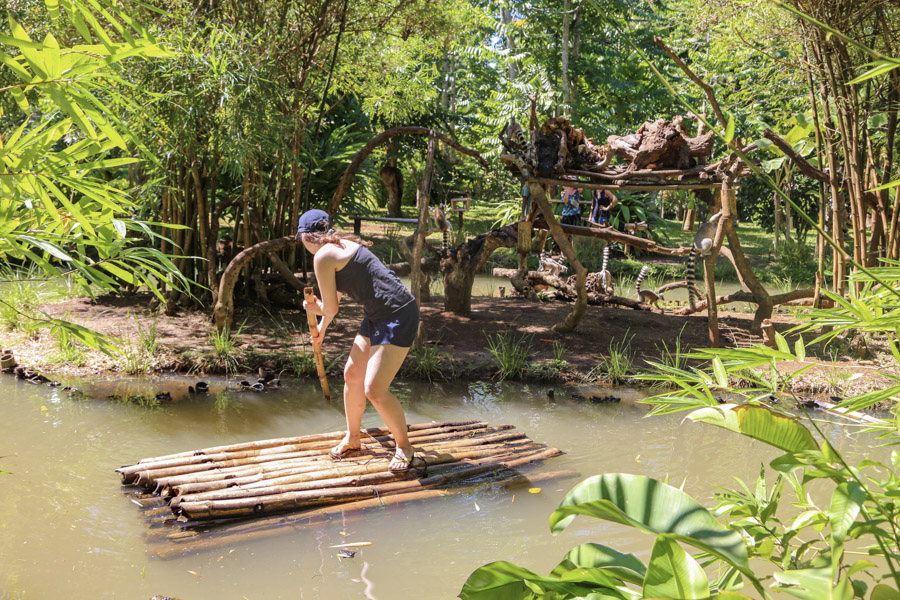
[{"xmin": 118, "ymin": 420, "xmax": 570, "ymax": 557}]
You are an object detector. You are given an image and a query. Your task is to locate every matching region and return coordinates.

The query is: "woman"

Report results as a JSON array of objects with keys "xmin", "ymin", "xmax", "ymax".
[
  {"xmin": 590, "ymin": 189, "xmax": 619, "ymax": 226},
  {"xmin": 560, "ymin": 179, "xmax": 582, "ymax": 226},
  {"xmin": 297, "ymin": 209, "xmax": 419, "ymax": 472}
]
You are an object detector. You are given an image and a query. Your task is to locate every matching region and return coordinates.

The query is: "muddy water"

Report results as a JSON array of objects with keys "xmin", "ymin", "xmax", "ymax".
[{"xmin": 0, "ymin": 375, "xmax": 875, "ymax": 599}]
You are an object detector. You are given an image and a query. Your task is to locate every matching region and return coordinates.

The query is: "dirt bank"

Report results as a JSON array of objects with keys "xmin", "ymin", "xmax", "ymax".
[{"xmin": 1, "ymin": 292, "xmax": 895, "ymax": 401}]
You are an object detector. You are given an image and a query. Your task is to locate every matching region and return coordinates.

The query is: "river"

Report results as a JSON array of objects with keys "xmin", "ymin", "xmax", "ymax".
[{"xmin": 0, "ymin": 374, "xmax": 875, "ymax": 599}]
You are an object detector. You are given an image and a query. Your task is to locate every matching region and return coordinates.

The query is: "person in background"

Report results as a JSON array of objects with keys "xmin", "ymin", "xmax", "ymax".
[
  {"xmin": 560, "ymin": 178, "xmax": 582, "ymax": 226},
  {"xmin": 590, "ymin": 189, "xmax": 619, "ymax": 226},
  {"xmin": 297, "ymin": 209, "xmax": 419, "ymax": 472}
]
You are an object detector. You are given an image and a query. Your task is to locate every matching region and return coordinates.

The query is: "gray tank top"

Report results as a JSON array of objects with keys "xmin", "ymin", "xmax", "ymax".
[{"xmin": 333, "ymin": 246, "xmax": 415, "ymax": 321}]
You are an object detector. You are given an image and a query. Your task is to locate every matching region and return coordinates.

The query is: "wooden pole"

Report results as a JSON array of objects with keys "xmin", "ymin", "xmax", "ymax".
[{"xmin": 303, "ymin": 287, "xmax": 331, "ymax": 402}]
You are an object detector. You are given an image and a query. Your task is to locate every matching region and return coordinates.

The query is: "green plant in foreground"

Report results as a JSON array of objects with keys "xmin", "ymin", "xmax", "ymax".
[
  {"xmin": 485, "ymin": 330, "xmax": 532, "ymax": 381},
  {"xmin": 461, "ymin": 367, "xmax": 900, "ymax": 599}
]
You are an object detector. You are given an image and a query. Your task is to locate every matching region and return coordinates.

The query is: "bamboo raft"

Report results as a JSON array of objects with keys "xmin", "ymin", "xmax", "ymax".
[{"xmin": 118, "ymin": 420, "xmax": 572, "ymax": 557}]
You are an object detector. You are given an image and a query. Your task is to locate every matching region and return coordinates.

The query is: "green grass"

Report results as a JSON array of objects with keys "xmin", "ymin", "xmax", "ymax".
[
  {"xmin": 116, "ymin": 313, "xmax": 160, "ymax": 374},
  {"xmin": 586, "ymin": 333, "xmax": 634, "ymax": 384},
  {"xmin": 404, "ymin": 340, "xmax": 454, "ymax": 382},
  {"xmin": 485, "ymin": 330, "xmax": 532, "ymax": 380}
]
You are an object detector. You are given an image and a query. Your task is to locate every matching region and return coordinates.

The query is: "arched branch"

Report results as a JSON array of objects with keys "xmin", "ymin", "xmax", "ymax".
[
  {"xmin": 213, "ymin": 236, "xmax": 302, "ymax": 333},
  {"xmin": 327, "ymin": 127, "xmax": 489, "ymax": 217}
]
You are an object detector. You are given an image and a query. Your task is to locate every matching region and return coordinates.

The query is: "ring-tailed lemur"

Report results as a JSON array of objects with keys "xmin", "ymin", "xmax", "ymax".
[
  {"xmin": 686, "ymin": 211, "xmax": 723, "ymax": 309},
  {"xmin": 598, "ymin": 246, "xmax": 614, "ymax": 295},
  {"xmin": 636, "ymin": 265, "xmax": 664, "ymax": 307},
  {"xmin": 431, "ymin": 204, "xmax": 453, "ymax": 250},
  {"xmin": 539, "ymin": 252, "xmax": 567, "ymax": 277}
]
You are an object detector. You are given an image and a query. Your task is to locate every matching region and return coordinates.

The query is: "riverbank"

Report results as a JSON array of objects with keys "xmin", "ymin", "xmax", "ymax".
[{"xmin": 0, "ymin": 292, "xmax": 895, "ymax": 400}]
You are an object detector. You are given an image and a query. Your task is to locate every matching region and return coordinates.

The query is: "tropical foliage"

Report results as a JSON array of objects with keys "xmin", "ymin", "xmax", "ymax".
[
  {"xmin": 461, "ymin": 265, "xmax": 900, "ymax": 599},
  {"xmin": 1, "ymin": 0, "xmax": 189, "ymax": 348}
]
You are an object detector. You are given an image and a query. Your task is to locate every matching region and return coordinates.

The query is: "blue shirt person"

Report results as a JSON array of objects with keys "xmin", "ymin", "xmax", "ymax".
[{"xmin": 560, "ymin": 184, "xmax": 582, "ymax": 226}]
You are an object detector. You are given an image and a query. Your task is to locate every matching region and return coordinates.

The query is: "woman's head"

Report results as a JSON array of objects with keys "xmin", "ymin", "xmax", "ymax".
[{"xmin": 296, "ymin": 209, "xmax": 371, "ymax": 251}]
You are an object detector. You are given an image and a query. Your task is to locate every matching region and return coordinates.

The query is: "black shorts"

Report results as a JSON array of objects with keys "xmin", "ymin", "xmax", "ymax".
[
  {"xmin": 358, "ymin": 301, "xmax": 419, "ymax": 348},
  {"xmin": 561, "ymin": 214, "xmax": 581, "ymax": 226}
]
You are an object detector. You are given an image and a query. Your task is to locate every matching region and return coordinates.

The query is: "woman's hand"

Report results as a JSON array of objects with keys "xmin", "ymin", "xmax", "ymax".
[
  {"xmin": 309, "ymin": 328, "xmax": 325, "ymax": 346},
  {"xmin": 303, "ymin": 296, "xmax": 324, "ymax": 315}
]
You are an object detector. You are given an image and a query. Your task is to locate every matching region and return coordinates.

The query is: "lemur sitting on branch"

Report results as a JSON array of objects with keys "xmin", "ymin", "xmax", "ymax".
[
  {"xmin": 538, "ymin": 252, "xmax": 568, "ymax": 277},
  {"xmin": 686, "ymin": 211, "xmax": 723, "ymax": 309},
  {"xmin": 636, "ymin": 265, "xmax": 664, "ymax": 308}
]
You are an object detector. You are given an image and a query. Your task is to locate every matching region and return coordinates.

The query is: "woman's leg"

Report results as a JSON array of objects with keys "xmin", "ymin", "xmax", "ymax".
[
  {"xmin": 333, "ymin": 334, "xmax": 370, "ymax": 453},
  {"xmin": 363, "ymin": 343, "xmax": 413, "ymax": 466}
]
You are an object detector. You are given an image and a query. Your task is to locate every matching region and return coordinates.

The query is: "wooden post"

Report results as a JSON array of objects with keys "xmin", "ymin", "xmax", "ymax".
[
  {"xmin": 303, "ymin": 287, "xmax": 331, "ymax": 403},
  {"xmin": 353, "ymin": 217, "xmax": 362, "ymax": 236},
  {"xmin": 517, "ymin": 220, "xmax": 532, "ymax": 273},
  {"xmin": 705, "ymin": 184, "xmax": 734, "ymax": 347},
  {"xmin": 527, "ymin": 182, "xmax": 588, "ymax": 333}
]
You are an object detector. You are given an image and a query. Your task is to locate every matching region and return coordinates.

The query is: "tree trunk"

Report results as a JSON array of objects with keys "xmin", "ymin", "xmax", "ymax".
[
  {"xmin": 441, "ymin": 226, "xmax": 519, "ymax": 314},
  {"xmin": 410, "ymin": 133, "xmax": 435, "ymax": 346}
]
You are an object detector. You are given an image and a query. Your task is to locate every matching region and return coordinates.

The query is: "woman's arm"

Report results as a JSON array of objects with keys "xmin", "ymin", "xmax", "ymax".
[
  {"xmin": 308, "ymin": 247, "xmax": 342, "ymax": 343},
  {"xmin": 605, "ymin": 191, "xmax": 619, "ymax": 210}
]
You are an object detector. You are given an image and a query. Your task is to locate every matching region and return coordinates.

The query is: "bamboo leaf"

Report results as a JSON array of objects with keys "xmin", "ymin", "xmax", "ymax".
[
  {"xmin": 848, "ymin": 60, "xmax": 900, "ymax": 85},
  {"xmin": 712, "ymin": 357, "xmax": 728, "ymax": 387},
  {"xmin": 724, "ymin": 115, "xmax": 735, "ymax": 143}
]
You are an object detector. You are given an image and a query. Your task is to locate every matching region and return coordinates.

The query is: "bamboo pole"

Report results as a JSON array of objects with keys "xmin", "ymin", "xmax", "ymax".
[
  {"xmin": 304, "ymin": 287, "xmax": 331, "ymax": 402},
  {"xmin": 157, "ymin": 439, "xmax": 541, "ymax": 493},
  {"xmin": 124, "ymin": 420, "xmax": 485, "ymax": 466},
  {"xmin": 175, "ymin": 447, "xmax": 562, "ymax": 521},
  {"xmin": 121, "ymin": 422, "xmax": 499, "ymax": 484},
  {"xmin": 152, "ymin": 469, "xmax": 578, "ymax": 559}
]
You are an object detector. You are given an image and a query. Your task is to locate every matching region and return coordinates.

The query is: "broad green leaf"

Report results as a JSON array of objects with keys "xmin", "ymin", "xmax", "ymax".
[
  {"xmin": 794, "ymin": 337, "xmax": 806, "ymax": 361},
  {"xmin": 458, "ymin": 560, "xmax": 613, "ymax": 600},
  {"xmin": 871, "ymin": 584, "xmax": 900, "ymax": 600},
  {"xmin": 643, "ymin": 535, "xmax": 709, "ymax": 599},
  {"xmin": 550, "ymin": 474, "xmax": 750, "ymax": 574},
  {"xmin": 551, "ymin": 543, "xmax": 646, "ymax": 586},
  {"xmin": 693, "ymin": 405, "xmax": 818, "ymax": 453},
  {"xmin": 734, "ymin": 405, "xmax": 818, "ymax": 452},
  {"xmin": 829, "ymin": 482, "xmax": 865, "ymax": 544},
  {"xmin": 773, "ymin": 567, "xmax": 848, "ymax": 600}
]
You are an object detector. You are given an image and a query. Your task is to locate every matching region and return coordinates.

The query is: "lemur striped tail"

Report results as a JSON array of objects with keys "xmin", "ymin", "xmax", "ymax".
[
  {"xmin": 686, "ymin": 247, "xmax": 698, "ymax": 308},
  {"xmin": 601, "ymin": 246, "xmax": 610, "ymax": 273},
  {"xmin": 635, "ymin": 265, "xmax": 650, "ymax": 296},
  {"xmin": 442, "ymin": 230, "xmax": 449, "ymax": 250}
]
